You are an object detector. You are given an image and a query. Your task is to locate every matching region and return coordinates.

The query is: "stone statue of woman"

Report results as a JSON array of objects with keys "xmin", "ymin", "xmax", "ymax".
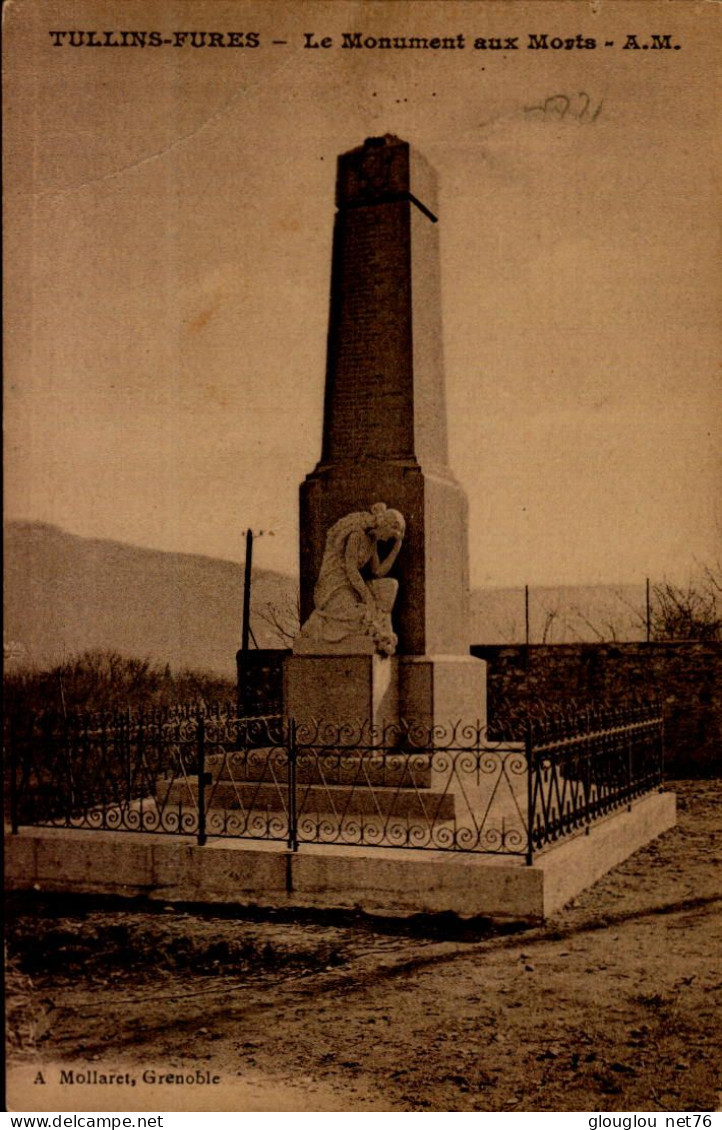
[{"xmin": 295, "ymin": 502, "xmax": 405, "ymax": 656}]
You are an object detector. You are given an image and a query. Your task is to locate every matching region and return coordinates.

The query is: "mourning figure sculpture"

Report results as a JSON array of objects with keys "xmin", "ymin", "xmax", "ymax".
[{"xmin": 296, "ymin": 502, "xmax": 405, "ymax": 656}]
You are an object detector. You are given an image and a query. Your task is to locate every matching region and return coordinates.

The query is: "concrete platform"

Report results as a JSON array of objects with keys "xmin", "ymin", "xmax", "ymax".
[{"xmin": 4, "ymin": 789, "xmax": 676, "ymax": 921}]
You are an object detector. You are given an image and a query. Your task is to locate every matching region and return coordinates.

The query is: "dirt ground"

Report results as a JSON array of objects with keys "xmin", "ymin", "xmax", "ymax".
[{"xmin": 5, "ymin": 779, "xmax": 722, "ymax": 1113}]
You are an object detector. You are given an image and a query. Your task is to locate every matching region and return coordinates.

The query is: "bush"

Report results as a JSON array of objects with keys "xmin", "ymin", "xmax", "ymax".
[
  {"xmin": 3, "ymin": 649, "xmax": 236, "ymax": 716},
  {"xmin": 649, "ymin": 566, "xmax": 721, "ymax": 641}
]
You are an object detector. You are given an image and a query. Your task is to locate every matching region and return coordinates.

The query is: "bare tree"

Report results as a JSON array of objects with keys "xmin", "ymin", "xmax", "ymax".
[
  {"xmin": 648, "ymin": 563, "xmax": 721, "ymax": 641},
  {"xmin": 567, "ymin": 604, "xmax": 621, "ymax": 643},
  {"xmin": 254, "ymin": 591, "xmax": 301, "ymax": 648},
  {"xmin": 536, "ymin": 600, "xmax": 560, "ymax": 644}
]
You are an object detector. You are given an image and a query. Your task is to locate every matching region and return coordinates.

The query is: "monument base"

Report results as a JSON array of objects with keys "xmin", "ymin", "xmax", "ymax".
[
  {"xmin": 399, "ymin": 654, "xmax": 487, "ymax": 735},
  {"xmin": 6, "ymin": 789, "xmax": 677, "ymax": 919},
  {"xmin": 284, "ymin": 652, "xmax": 487, "ymax": 741},
  {"xmin": 284, "ymin": 654, "xmax": 399, "ymax": 736}
]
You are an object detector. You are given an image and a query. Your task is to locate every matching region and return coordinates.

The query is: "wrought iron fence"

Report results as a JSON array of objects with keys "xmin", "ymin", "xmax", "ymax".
[
  {"xmin": 290, "ymin": 719, "xmax": 528, "ymax": 856},
  {"xmin": 7, "ymin": 703, "xmax": 664, "ymax": 861},
  {"xmin": 527, "ymin": 702, "xmax": 665, "ymax": 852}
]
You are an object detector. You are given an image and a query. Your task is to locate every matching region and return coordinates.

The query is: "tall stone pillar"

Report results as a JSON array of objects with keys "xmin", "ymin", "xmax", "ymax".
[{"xmin": 288, "ymin": 135, "xmax": 485, "ymax": 730}]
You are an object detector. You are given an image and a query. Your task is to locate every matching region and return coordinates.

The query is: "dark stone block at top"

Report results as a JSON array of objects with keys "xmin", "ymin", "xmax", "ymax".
[{"xmin": 336, "ymin": 134, "xmax": 438, "ymax": 216}]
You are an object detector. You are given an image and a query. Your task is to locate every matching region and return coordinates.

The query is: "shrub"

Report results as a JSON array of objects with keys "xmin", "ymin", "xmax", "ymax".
[{"xmin": 3, "ymin": 649, "xmax": 236, "ymax": 716}]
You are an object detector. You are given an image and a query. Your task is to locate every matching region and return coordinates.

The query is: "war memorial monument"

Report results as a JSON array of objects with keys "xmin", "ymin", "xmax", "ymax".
[
  {"xmin": 286, "ymin": 134, "xmax": 486, "ymax": 734},
  {"xmin": 6, "ymin": 135, "xmax": 676, "ymax": 922}
]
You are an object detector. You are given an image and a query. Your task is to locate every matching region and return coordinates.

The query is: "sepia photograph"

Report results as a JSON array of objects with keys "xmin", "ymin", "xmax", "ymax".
[{"xmin": 4, "ymin": 0, "xmax": 721, "ymax": 1115}]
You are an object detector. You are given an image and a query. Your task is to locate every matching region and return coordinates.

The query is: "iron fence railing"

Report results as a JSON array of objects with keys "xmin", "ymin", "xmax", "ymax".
[
  {"xmin": 7, "ymin": 703, "xmax": 664, "ymax": 862},
  {"xmin": 526, "ymin": 703, "xmax": 665, "ymax": 854}
]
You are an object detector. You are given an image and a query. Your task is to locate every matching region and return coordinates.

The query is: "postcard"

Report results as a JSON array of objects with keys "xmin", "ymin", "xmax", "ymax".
[{"xmin": 4, "ymin": 0, "xmax": 720, "ymax": 1115}]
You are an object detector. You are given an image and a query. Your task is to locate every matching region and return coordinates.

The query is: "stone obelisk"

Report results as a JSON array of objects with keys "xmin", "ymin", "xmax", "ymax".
[{"xmin": 286, "ymin": 135, "xmax": 485, "ymax": 730}]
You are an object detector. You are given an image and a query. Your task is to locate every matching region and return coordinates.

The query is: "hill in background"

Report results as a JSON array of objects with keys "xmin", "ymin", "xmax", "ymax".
[
  {"xmin": 4, "ymin": 521, "xmax": 647, "ymax": 676},
  {"xmin": 3, "ymin": 522, "xmax": 295, "ymax": 677}
]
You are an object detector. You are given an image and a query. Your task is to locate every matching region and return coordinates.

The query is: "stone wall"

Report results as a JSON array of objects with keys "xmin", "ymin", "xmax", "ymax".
[
  {"xmin": 471, "ymin": 642, "xmax": 721, "ymax": 775},
  {"xmin": 236, "ymin": 649, "xmax": 289, "ymax": 716}
]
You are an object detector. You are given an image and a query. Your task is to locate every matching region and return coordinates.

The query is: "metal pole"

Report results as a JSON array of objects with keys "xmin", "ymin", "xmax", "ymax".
[
  {"xmin": 288, "ymin": 718, "xmax": 298, "ymax": 853},
  {"xmin": 239, "ymin": 529, "xmax": 253, "ymax": 716},
  {"xmin": 659, "ymin": 712, "xmax": 665, "ymax": 789},
  {"xmin": 10, "ymin": 713, "xmax": 19, "ymax": 834},
  {"xmin": 627, "ymin": 729, "xmax": 633, "ymax": 811},
  {"xmin": 646, "ymin": 576, "xmax": 651, "ymax": 643},
  {"xmin": 525, "ymin": 584, "xmax": 530, "ymax": 647},
  {"xmin": 525, "ymin": 722, "xmax": 534, "ymax": 866},
  {"xmin": 125, "ymin": 707, "xmax": 132, "ymax": 805},
  {"xmin": 197, "ymin": 712, "xmax": 207, "ymax": 847}
]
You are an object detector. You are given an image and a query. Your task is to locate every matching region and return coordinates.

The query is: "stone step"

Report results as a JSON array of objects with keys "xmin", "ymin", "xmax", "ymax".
[
  {"xmin": 161, "ymin": 778, "xmax": 455, "ymax": 821},
  {"xmin": 202, "ymin": 750, "xmax": 434, "ymax": 789}
]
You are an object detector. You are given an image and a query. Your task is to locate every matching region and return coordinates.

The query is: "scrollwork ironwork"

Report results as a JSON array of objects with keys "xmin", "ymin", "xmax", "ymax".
[{"xmin": 9, "ymin": 703, "xmax": 662, "ymax": 859}]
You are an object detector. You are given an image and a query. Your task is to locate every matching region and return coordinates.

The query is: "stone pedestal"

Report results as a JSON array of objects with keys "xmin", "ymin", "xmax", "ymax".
[
  {"xmin": 399, "ymin": 655, "xmax": 487, "ymax": 734},
  {"xmin": 285, "ymin": 654, "xmax": 399, "ymax": 737},
  {"xmin": 284, "ymin": 653, "xmax": 486, "ymax": 738}
]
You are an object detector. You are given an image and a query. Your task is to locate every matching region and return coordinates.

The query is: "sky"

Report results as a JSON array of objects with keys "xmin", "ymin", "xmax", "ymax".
[{"xmin": 4, "ymin": 0, "xmax": 721, "ymax": 588}]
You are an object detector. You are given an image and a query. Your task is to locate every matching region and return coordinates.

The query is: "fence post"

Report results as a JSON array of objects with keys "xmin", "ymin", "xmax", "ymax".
[
  {"xmin": 53, "ymin": 712, "xmax": 71, "ymax": 827},
  {"xmin": 9, "ymin": 713, "xmax": 19, "ymax": 834},
  {"xmin": 524, "ymin": 583, "xmax": 530, "ymax": 647},
  {"xmin": 125, "ymin": 707, "xmax": 132, "ymax": 806},
  {"xmin": 288, "ymin": 717, "xmax": 298, "ymax": 853},
  {"xmin": 658, "ymin": 711, "xmax": 665, "ymax": 790},
  {"xmin": 525, "ymin": 721, "xmax": 534, "ymax": 866},
  {"xmin": 197, "ymin": 712, "xmax": 207, "ymax": 847},
  {"xmin": 627, "ymin": 723, "xmax": 633, "ymax": 811}
]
